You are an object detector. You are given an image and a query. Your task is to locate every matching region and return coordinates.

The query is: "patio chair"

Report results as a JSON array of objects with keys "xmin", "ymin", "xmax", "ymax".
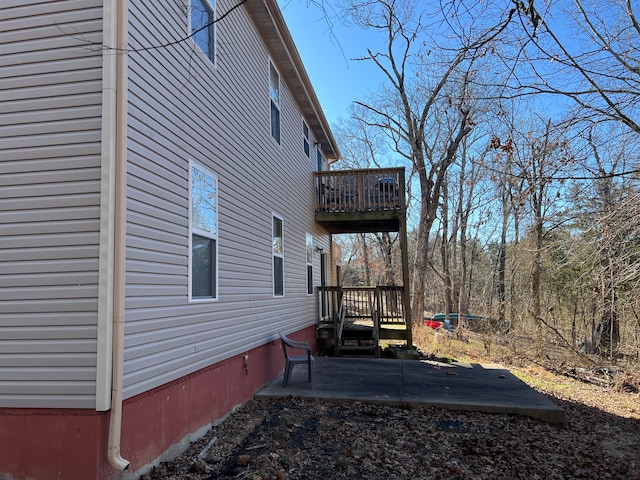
[{"xmin": 279, "ymin": 332, "xmax": 314, "ymax": 387}]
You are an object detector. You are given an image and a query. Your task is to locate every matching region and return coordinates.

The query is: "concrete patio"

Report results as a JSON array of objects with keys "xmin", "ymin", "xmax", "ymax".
[{"xmin": 256, "ymin": 356, "xmax": 565, "ymax": 424}]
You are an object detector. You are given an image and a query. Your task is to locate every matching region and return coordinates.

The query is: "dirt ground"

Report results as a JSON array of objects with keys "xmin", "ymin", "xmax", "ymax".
[{"xmin": 141, "ymin": 378, "xmax": 640, "ymax": 480}]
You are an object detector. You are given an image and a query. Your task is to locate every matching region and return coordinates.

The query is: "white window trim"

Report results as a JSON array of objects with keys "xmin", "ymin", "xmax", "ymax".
[
  {"xmin": 189, "ymin": 159, "xmax": 219, "ymax": 302},
  {"xmin": 306, "ymin": 233, "xmax": 314, "ymax": 296},
  {"xmin": 189, "ymin": 0, "xmax": 216, "ymax": 65},
  {"xmin": 303, "ymin": 120, "xmax": 310, "ymax": 157},
  {"xmin": 272, "ymin": 212, "xmax": 284, "ymax": 297}
]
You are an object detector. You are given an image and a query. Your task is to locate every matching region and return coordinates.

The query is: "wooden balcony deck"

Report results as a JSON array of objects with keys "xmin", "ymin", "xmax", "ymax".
[
  {"xmin": 314, "ymin": 167, "xmax": 413, "ymax": 352},
  {"xmin": 314, "ymin": 168, "xmax": 406, "ymax": 234}
]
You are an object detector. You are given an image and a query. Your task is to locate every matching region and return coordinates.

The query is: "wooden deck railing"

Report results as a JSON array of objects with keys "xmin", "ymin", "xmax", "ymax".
[
  {"xmin": 317, "ymin": 286, "xmax": 406, "ymax": 327},
  {"xmin": 314, "ymin": 168, "xmax": 405, "ymax": 212},
  {"xmin": 317, "ymin": 286, "xmax": 409, "ymax": 354},
  {"xmin": 376, "ymin": 286, "xmax": 405, "ymax": 324}
]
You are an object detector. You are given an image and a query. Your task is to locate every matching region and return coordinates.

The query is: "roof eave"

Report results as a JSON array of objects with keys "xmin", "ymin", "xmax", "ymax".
[{"xmin": 244, "ymin": 0, "xmax": 341, "ymax": 161}]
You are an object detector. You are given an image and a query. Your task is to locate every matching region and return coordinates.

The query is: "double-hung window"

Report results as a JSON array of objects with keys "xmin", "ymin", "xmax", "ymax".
[
  {"xmin": 273, "ymin": 214, "xmax": 284, "ymax": 296},
  {"xmin": 317, "ymin": 146, "xmax": 325, "ymax": 172},
  {"xmin": 191, "ymin": 0, "xmax": 215, "ymax": 63},
  {"xmin": 270, "ymin": 62, "xmax": 281, "ymax": 144},
  {"xmin": 306, "ymin": 234, "xmax": 314, "ymax": 295},
  {"xmin": 190, "ymin": 162, "xmax": 218, "ymax": 300}
]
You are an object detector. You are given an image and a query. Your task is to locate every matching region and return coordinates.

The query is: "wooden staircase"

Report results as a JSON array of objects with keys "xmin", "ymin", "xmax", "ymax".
[
  {"xmin": 337, "ymin": 309, "xmax": 379, "ymax": 357},
  {"xmin": 317, "ymin": 286, "xmax": 407, "ymax": 357}
]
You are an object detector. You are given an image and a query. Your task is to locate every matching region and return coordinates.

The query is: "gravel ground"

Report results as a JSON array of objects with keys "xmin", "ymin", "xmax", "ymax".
[{"xmin": 141, "ymin": 389, "xmax": 640, "ymax": 480}]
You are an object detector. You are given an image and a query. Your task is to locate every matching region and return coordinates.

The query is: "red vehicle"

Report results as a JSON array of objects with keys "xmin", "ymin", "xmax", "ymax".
[
  {"xmin": 424, "ymin": 319, "xmax": 444, "ymax": 329},
  {"xmin": 424, "ymin": 313, "xmax": 489, "ymax": 331}
]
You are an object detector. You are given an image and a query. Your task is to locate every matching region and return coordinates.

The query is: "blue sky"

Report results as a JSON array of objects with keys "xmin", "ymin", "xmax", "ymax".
[
  {"xmin": 277, "ymin": 0, "xmax": 386, "ymax": 127},
  {"xmin": 277, "ymin": 1, "xmax": 588, "ymax": 129}
]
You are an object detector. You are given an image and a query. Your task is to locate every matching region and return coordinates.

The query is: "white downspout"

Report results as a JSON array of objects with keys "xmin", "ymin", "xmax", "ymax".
[{"xmin": 107, "ymin": 0, "xmax": 130, "ymax": 471}]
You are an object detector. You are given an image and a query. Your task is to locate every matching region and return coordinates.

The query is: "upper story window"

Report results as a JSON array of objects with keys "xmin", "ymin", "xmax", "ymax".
[
  {"xmin": 303, "ymin": 121, "xmax": 310, "ymax": 157},
  {"xmin": 317, "ymin": 146, "xmax": 325, "ymax": 172},
  {"xmin": 191, "ymin": 0, "xmax": 215, "ymax": 63},
  {"xmin": 270, "ymin": 62, "xmax": 281, "ymax": 144},
  {"xmin": 190, "ymin": 162, "xmax": 218, "ymax": 300}
]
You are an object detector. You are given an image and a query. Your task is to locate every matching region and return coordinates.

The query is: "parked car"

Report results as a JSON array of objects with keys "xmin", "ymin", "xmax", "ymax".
[
  {"xmin": 424, "ymin": 318, "xmax": 444, "ymax": 329},
  {"xmin": 424, "ymin": 313, "xmax": 511, "ymax": 333},
  {"xmin": 424, "ymin": 313, "xmax": 485, "ymax": 331}
]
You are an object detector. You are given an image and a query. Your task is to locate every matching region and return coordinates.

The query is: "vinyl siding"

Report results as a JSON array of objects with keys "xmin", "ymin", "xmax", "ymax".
[
  {"xmin": 122, "ymin": 0, "xmax": 331, "ymax": 398},
  {"xmin": 0, "ymin": 0, "xmax": 103, "ymax": 408}
]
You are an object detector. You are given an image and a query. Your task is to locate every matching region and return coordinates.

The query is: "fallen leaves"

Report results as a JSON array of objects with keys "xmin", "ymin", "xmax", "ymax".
[{"xmin": 141, "ymin": 388, "xmax": 640, "ymax": 480}]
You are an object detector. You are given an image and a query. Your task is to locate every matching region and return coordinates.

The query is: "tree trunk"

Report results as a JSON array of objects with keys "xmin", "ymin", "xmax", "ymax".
[
  {"xmin": 594, "ymin": 165, "xmax": 621, "ymax": 357},
  {"xmin": 360, "ymin": 233, "xmax": 372, "ymax": 286},
  {"xmin": 410, "ymin": 190, "xmax": 433, "ymax": 324},
  {"xmin": 377, "ymin": 232, "xmax": 396, "ymax": 286},
  {"xmin": 509, "ymin": 206, "xmax": 520, "ymax": 326},
  {"xmin": 441, "ymin": 179, "xmax": 453, "ymax": 318},
  {"xmin": 597, "ymin": 240, "xmax": 620, "ymax": 357},
  {"xmin": 497, "ymin": 188, "xmax": 509, "ymax": 323},
  {"xmin": 532, "ymin": 213, "xmax": 543, "ymax": 325},
  {"xmin": 457, "ymin": 144, "xmax": 472, "ymax": 316}
]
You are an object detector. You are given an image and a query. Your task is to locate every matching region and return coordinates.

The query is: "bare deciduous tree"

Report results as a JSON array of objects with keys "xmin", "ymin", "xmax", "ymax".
[
  {"xmin": 494, "ymin": 0, "xmax": 640, "ymax": 137},
  {"xmin": 341, "ymin": 0, "xmax": 513, "ymax": 323}
]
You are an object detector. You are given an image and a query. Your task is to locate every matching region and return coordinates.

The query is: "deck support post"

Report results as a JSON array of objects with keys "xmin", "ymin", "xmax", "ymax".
[{"xmin": 398, "ymin": 172, "xmax": 412, "ymax": 349}]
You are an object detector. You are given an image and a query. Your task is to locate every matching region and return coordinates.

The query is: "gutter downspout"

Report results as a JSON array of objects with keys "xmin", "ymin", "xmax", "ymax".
[{"xmin": 108, "ymin": 0, "xmax": 130, "ymax": 471}]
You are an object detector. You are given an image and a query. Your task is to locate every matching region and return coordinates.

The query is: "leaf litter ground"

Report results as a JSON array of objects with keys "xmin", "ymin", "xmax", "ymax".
[{"xmin": 142, "ymin": 387, "xmax": 639, "ymax": 480}]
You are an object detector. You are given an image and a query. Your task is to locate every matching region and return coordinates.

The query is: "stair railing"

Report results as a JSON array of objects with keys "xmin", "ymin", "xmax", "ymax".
[{"xmin": 337, "ymin": 300, "xmax": 346, "ymax": 341}]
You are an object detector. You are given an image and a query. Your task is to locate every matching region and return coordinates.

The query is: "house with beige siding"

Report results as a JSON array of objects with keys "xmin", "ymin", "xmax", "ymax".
[{"xmin": 0, "ymin": 0, "xmax": 340, "ymax": 478}]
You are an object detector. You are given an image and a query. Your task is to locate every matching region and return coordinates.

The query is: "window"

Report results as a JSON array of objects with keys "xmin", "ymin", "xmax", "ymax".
[
  {"xmin": 191, "ymin": 0, "xmax": 215, "ymax": 63},
  {"xmin": 303, "ymin": 121, "xmax": 310, "ymax": 157},
  {"xmin": 190, "ymin": 163, "xmax": 218, "ymax": 300},
  {"xmin": 273, "ymin": 215, "xmax": 284, "ymax": 296},
  {"xmin": 317, "ymin": 146, "xmax": 325, "ymax": 172},
  {"xmin": 306, "ymin": 234, "xmax": 314, "ymax": 295},
  {"xmin": 270, "ymin": 62, "xmax": 281, "ymax": 144}
]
